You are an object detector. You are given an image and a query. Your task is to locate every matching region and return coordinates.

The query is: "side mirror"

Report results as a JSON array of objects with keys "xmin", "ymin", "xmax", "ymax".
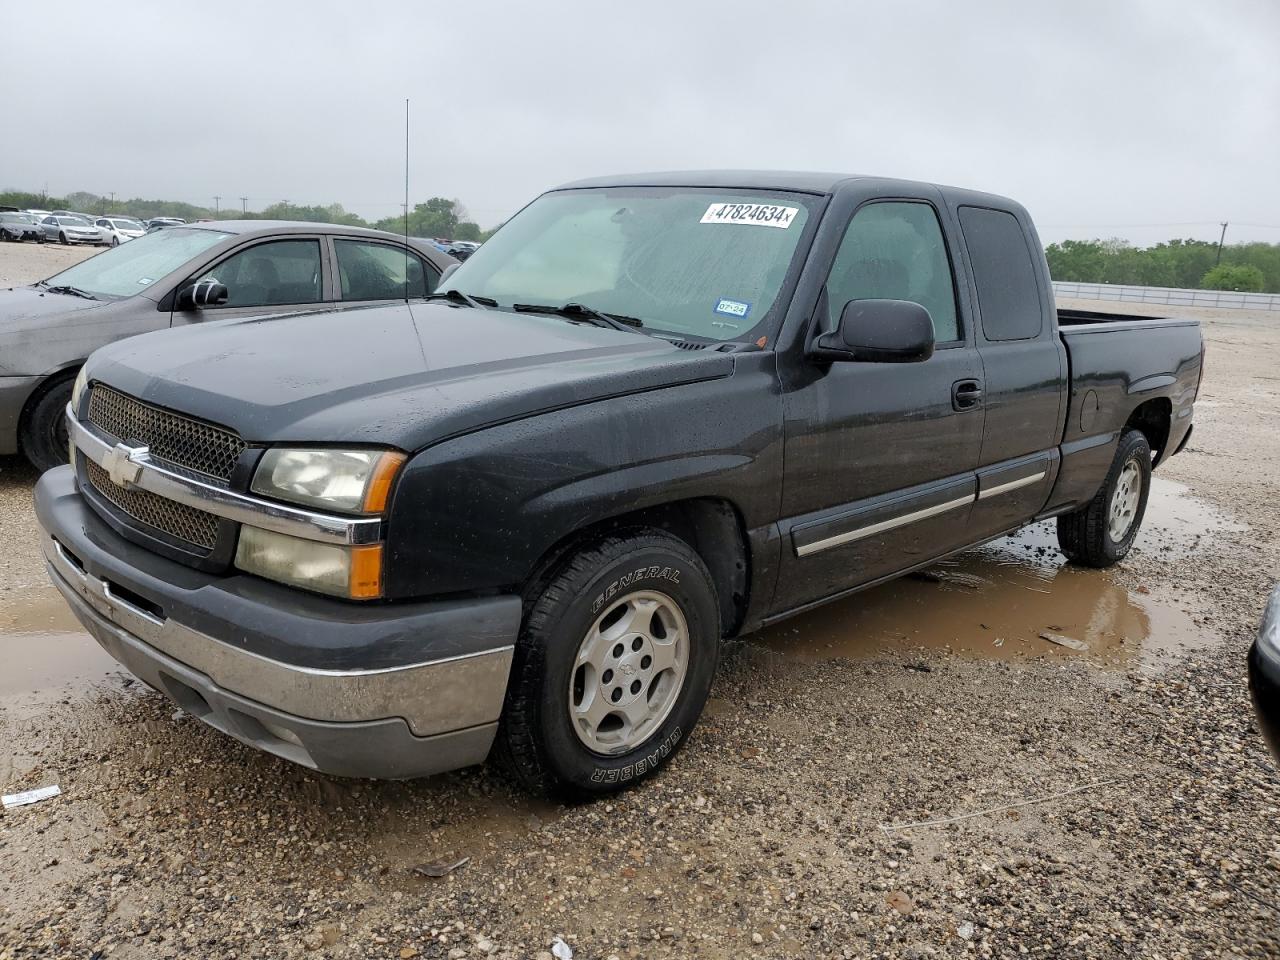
[
  {"xmin": 176, "ymin": 280, "xmax": 229, "ymax": 311},
  {"xmin": 811, "ymin": 298, "xmax": 935, "ymax": 363},
  {"xmin": 438, "ymin": 262, "xmax": 460, "ymax": 284}
]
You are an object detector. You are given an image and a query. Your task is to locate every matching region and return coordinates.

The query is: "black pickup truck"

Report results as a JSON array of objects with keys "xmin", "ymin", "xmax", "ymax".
[{"xmin": 35, "ymin": 172, "xmax": 1203, "ymax": 796}]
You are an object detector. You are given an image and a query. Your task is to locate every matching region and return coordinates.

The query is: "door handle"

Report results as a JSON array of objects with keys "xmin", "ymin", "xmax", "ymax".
[{"xmin": 952, "ymin": 379, "xmax": 983, "ymax": 411}]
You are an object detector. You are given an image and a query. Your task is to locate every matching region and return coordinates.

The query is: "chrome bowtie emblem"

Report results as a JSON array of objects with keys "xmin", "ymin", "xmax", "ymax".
[{"xmin": 103, "ymin": 442, "xmax": 148, "ymax": 488}]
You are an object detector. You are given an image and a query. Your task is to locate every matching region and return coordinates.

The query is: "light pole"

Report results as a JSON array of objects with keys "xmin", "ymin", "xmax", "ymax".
[
  {"xmin": 213, "ymin": 195, "xmax": 221, "ymax": 215},
  {"xmin": 240, "ymin": 197, "xmax": 248, "ymax": 214},
  {"xmin": 1215, "ymin": 222, "xmax": 1228, "ymax": 265}
]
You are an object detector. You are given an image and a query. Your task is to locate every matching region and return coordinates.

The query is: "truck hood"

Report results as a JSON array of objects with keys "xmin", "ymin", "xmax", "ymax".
[{"xmin": 86, "ymin": 302, "xmax": 735, "ymax": 451}]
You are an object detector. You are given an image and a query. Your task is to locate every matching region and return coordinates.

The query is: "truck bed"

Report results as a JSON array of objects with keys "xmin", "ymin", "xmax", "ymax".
[{"xmin": 1057, "ymin": 307, "xmax": 1190, "ymax": 328}]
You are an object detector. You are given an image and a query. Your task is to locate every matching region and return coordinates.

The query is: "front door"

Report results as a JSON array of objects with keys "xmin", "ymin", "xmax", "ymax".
[
  {"xmin": 170, "ymin": 236, "xmax": 332, "ymax": 327},
  {"xmin": 773, "ymin": 195, "xmax": 985, "ymax": 613}
]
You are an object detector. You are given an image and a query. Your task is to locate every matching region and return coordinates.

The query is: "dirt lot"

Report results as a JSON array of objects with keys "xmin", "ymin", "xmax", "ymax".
[{"xmin": 1, "ymin": 244, "xmax": 1278, "ymax": 959}]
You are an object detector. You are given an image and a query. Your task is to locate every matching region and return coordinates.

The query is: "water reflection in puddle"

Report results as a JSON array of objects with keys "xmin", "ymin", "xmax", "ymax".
[
  {"xmin": 756, "ymin": 477, "xmax": 1232, "ymax": 670},
  {"xmin": 0, "ymin": 585, "xmax": 122, "ymax": 702}
]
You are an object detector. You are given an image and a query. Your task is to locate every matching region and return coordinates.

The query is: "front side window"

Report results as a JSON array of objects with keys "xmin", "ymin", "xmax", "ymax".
[
  {"xmin": 439, "ymin": 187, "xmax": 819, "ymax": 341},
  {"xmin": 41, "ymin": 226, "xmax": 231, "ymax": 298},
  {"xmin": 825, "ymin": 201, "xmax": 960, "ymax": 342},
  {"xmin": 334, "ymin": 239, "xmax": 436, "ymax": 301},
  {"xmin": 198, "ymin": 239, "xmax": 323, "ymax": 308}
]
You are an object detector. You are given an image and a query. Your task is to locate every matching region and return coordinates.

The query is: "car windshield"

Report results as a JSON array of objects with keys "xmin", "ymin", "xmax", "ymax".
[
  {"xmin": 42, "ymin": 227, "xmax": 230, "ymax": 298},
  {"xmin": 112, "ymin": 220, "xmax": 140, "ymax": 229},
  {"xmin": 439, "ymin": 187, "xmax": 819, "ymax": 341},
  {"xmin": 60, "ymin": 216, "xmax": 91, "ymax": 226}
]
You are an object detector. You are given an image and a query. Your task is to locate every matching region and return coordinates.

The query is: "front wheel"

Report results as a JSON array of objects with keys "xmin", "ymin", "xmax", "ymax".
[
  {"xmin": 1057, "ymin": 428, "xmax": 1152, "ymax": 568},
  {"xmin": 21, "ymin": 376, "xmax": 74, "ymax": 473},
  {"xmin": 110, "ymin": 235, "xmax": 119, "ymax": 246},
  {"xmin": 495, "ymin": 530, "xmax": 720, "ymax": 798},
  {"xmin": 58, "ymin": 231, "xmax": 68, "ymax": 245}
]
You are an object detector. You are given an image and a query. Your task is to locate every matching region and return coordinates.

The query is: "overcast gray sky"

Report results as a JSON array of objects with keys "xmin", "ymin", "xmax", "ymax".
[{"xmin": 4, "ymin": 0, "xmax": 1278, "ymax": 246}]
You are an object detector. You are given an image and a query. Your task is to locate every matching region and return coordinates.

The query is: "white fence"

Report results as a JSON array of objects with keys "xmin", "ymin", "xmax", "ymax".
[{"xmin": 1053, "ymin": 280, "xmax": 1280, "ymax": 312}]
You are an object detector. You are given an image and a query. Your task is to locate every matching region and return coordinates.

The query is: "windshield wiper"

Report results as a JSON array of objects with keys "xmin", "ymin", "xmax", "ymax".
[
  {"xmin": 512, "ymin": 302, "xmax": 643, "ymax": 332},
  {"xmin": 423, "ymin": 289, "xmax": 496, "ymax": 309},
  {"xmin": 42, "ymin": 284, "xmax": 98, "ymax": 300}
]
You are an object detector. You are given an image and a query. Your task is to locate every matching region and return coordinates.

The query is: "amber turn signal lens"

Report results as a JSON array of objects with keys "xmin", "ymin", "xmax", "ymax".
[
  {"xmin": 362, "ymin": 452, "xmax": 407, "ymax": 513},
  {"xmin": 348, "ymin": 544, "xmax": 384, "ymax": 599}
]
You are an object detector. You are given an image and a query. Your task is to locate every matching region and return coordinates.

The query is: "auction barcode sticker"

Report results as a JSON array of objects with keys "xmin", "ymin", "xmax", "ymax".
[{"xmin": 700, "ymin": 202, "xmax": 799, "ymax": 229}]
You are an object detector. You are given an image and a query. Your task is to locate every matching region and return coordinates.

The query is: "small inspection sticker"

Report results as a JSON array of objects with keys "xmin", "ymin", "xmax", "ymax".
[
  {"xmin": 700, "ymin": 202, "xmax": 798, "ymax": 229},
  {"xmin": 714, "ymin": 298, "xmax": 751, "ymax": 319},
  {"xmin": 137, "ymin": 277, "xmax": 154, "ymax": 285}
]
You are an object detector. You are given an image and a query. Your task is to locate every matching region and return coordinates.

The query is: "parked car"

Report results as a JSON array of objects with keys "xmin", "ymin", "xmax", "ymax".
[
  {"xmin": 0, "ymin": 221, "xmax": 456, "ymax": 469},
  {"xmin": 445, "ymin": 240, "xmax": 480, "ymax": 261},
  {"xmin": 145, "ymin": 217, "xmax": 186, "ymax": 231},
  {"xmin": 24, "ymin": 209, "xmax": 51, "ymax": 221},
  {"xmin": 94, "ymin": 217, "xmax": 147, "ymax": 246},
  {"xmin": 33, "ymin": 171, "xmax": 1203, "ymax": 795},
  {"xmin": 0, "ymin": 212, "xmax": 45, "ymax": 242},
  {"xmin": 1249, "ymin": 586, "xmax": 1280, "ymax": 764},
  {"xmin": 40, "ymin": 214, "xmax": 104, "ymax": 245}
]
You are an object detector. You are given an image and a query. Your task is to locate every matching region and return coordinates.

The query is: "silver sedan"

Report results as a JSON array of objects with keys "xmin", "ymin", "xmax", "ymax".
[{"xmin": 40, "ymin": 215, "xmax": 105, "ymax": 245}]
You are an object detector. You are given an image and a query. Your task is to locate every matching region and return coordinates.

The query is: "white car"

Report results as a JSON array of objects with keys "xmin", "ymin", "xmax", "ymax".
[
  {"xmin": 94, "ymin": 217, "xmax": 147, "ymax": 246},
  {"xmin": 39, "ymin": 215, "xmax": 105, "ymax": 245}
]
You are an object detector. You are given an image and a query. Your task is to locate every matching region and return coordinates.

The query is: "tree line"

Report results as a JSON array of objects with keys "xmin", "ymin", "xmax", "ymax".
[
  {"xmin": 1044, "ymin": 238, "xmax": 1279, "ymax": 294},
  {"xmin": 0, "ymin": 189, "xmax": 493, "ymax": 242}
]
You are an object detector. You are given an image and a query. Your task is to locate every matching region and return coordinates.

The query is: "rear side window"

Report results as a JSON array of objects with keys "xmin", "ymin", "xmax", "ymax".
[
  {"xmin": 334, "ymin": 239, "xmax": 437, "ymax": 300},
  {"xmin": 958, "ymin": 206, "xmax": 1043, "ymax": 341}
]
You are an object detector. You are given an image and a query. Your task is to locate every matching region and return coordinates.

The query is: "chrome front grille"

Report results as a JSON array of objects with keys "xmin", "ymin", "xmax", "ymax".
[
  {"xmin": 87, "ymin": 385, "xmax": 246, "ymax": 484},
  {"xmin": 85, "ymin": 459, "xmax": 219, "ymax": 550}
]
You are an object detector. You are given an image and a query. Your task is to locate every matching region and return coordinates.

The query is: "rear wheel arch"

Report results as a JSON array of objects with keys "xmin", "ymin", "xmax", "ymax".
[{"xmin": 1125, "ymin": 397, "xmax": 1172, "ymax": 464}]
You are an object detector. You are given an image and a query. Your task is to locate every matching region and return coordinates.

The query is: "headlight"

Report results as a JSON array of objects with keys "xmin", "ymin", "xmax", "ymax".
[
  {"xmin": 250, "ymin": 448, "xmax": 406, "ymax": 514},
  {"xmin": 235, "ymin": 525, "xmax": 383, "ymax": 599},
  {"xmin": 70, "ymin": 366, "xmax": 88, "ymax": 412}
]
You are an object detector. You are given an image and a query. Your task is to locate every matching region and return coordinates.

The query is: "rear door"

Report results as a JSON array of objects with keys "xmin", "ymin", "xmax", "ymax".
[
  {"xmin": 953, "ymin": 204, "xmax": 1066, "ymax": 538},
  {"xmin": 327, "ymin": 237, "xmax": 441, "ymax": 308},
  {"xmin": 772, "ymin": 189, "xmax": 986, "ymax": 613},
  {"xmin": 170, "ymin": 235, "xmax": 333, "ymax": 327}
]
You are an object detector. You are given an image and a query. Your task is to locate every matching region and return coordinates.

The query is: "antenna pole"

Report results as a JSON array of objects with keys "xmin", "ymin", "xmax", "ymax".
[{"xmin": 404, "ymin": 97, "xmax": 410, "ymax": 304}]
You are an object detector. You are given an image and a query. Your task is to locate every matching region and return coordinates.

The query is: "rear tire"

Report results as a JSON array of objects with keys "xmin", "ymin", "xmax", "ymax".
[
  {"xmin": 495, "ymin": 529, "xmax": 720, "ymax": 798},
  {"xmin": 1056, "ymin": 428, "xmax": 1152, "ymax": 568},
  {"xmin": 20, "ymin": 376, "xmax": 75, "ymax": 473}
]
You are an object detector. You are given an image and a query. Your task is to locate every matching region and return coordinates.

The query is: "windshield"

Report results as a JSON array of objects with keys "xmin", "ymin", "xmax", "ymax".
[
  {"xmin": 42, "ymin": 226, "xmax": 230, "ymax": 298},
  {"xmin": 60, "ymin": 216, "xmax": 92, "ymax": 226},
  {"xmin": 440, "ymin": 187, "xmax": 818, "ymax": 341},
  {"xmin": 112, "ymin": 219, "xmax": 141, "ymax": 230}
]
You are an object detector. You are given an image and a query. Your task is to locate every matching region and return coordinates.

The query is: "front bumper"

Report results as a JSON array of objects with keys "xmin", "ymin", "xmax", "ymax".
[
  {"xmin": 35, "ymin": 466, "xmax": 522, "ymax": 779},
  {"xmin": 1248, "ymin": 586, "xmax": 1280, "ymax": 765}
]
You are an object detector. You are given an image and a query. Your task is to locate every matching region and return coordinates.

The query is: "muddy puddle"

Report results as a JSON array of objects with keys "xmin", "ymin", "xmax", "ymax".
[
  {"xmin": 0, "ymin": 585, "xmax": 123, "ymax": 706},
  {"xmin": 756, "ymin": 477, "xmax": 1237, "ymax": 671}
]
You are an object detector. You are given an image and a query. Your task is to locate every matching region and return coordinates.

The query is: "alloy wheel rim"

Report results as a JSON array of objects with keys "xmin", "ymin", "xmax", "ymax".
[
  {"xmin": 1108, "ymin": 458, "xmax": 1143, "ymax": 541},
  {"xmin": 568, "ymin": 589, "xmax": 689, "ymax": 755}
]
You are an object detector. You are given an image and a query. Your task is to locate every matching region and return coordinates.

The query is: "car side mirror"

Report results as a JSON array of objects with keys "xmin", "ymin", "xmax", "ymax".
[
  {"xmin": 176, "ymin": 280, "xmax": 229, "ymax": 311},
  {"xmin": 438, "ymin": 262, "xmax": 460, "ymax": 284},
  {"xmin": 810, "ymin": 298, "xmax": 935, "ymax": 363}
]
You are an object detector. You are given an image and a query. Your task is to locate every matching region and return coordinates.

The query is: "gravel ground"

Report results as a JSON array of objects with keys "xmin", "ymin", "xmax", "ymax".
[{"xmin": 1, "ymin": 258, "xmax": 1278, "ymax": 959}]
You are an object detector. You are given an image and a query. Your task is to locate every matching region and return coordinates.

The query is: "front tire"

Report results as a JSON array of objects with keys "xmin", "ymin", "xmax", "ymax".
[
  {"xmin": 58, "ymin": 231, "xmax": 68, "ymax": 245},
  {"xmin": 110, "ymin": 236, "xmax": 119, "ymax": 246},
  {"xmin": 495, "ymin": 530, "xmax": 720, "ymax": 798},
  {"xmin": 20, "ymin": 375, "xmax": 75, "ymax": 473},
  {"xmin": 1057, "ymin": 428, "xmax": 1152, "ymax": 568}
]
